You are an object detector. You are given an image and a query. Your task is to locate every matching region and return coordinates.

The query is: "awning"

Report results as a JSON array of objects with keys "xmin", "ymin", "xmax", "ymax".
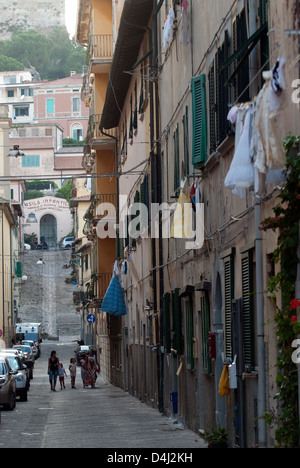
[{"xmin": 100, "ymin": 0, "xmax": 154, "ymax": 131}]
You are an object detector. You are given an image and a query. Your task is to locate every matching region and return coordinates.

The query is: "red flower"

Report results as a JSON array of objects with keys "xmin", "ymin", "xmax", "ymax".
[
  {"xmin": 290, "ymin": 299, "xmax": 300, "ymax": 310},
  {"xmin": 291, "ymin": 315, "xmax": 297, "ymax": 323}
]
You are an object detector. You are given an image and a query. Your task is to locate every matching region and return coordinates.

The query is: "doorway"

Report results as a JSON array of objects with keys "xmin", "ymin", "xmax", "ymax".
[{"xmin": 40, "ymin": 214, "xmax": 57, "ymax": 248}]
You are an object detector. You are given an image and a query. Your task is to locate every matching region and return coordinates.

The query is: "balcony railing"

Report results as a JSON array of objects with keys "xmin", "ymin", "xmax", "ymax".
[
  {"xmin": 92, "ymin": 193, "xmax": 117, "ymax": 221},
  {"xmin": 97, "ymin": 272, "xmax": 113, "ymax": 300},
  {"xmin": 88, "ymin": 34, "xmax": 113, "ymax": 61}
]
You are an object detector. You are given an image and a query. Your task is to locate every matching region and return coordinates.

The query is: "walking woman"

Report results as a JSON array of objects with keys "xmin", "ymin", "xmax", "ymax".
[
  {"xmin": 48, "ymin": 350, "xmax": 60, "ymax": 391},
  {"xmin": 85, "ymin": 350, "xmax": 99, "ymax": 388}
]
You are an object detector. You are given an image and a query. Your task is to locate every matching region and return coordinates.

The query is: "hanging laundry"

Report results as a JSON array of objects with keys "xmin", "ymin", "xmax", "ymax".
[
  {"xmin": 180, "ymin": 1, "xmax": 191, "ymax": 46},
  {"xmin": 256, "ymin": 70, "xmax": 286, "ymax": 171},
  {"xmin": 170, "ymin": 178, "xmax": 193, "ymax": 238},
  {"xmin": 163, "ymin": 6, "xmax": 175, "ymax": 48},
  {"xmin": 224, "ymin": 107, "xmax": 254, "ymax": 199}
]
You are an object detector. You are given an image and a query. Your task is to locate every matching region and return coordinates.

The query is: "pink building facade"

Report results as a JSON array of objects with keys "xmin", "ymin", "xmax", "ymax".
[{"xmin": 34, "ymin": 73, "xmax": 89, "ymax": 142}]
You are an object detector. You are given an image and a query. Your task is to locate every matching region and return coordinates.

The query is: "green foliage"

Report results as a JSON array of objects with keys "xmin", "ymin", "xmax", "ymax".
[
  {"xmin": 1, "ymin": 28, "xmax": 86, "ymax": 80},
  {"xmin": 26, "ymin": 180, "xmax": 58, "ymax": 191},
  {"xmin": 0, "ymin": 54, "xmax": 24, "ymax": 71},
  {"xmin": 63, "ymin": 138, "xmax": 84, "ymax": 147},
  {"xmin": 262, "ymin": 134, "xmax": 300, "ymax": 448},
  {"xmin": 24, "ymin": 190, "xmax": 44, "ymax": 200},
  {"xmin": 55, "ymin": 180, "xmax": 75, "ymax": 203}
]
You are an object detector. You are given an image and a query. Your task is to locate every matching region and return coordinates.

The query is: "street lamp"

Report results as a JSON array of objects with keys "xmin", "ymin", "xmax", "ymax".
[
  {"xmin": 7, "ymin": 145, "xmax": 25, "ymax": 158},
  {"xmin": 37, "ymin": 258, "xmax": 45, "ymax": 265}
]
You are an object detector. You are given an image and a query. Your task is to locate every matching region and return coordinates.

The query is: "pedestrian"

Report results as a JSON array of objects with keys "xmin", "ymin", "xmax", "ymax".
[
  {"xmin": 85, "ymin": 350, "xmax": 100, "ymax": 388},
  {"xmin": 58, "ymin": 362, "xmax": 67, "ymax": 390},
  {"xmin": 48, "ymin": 350, "xmax": 60, "ymax": 392},
  {"xmin": 69, "ymin": 357, "xmax": 77, "ymax": 389},
  {"xmin": 80, "ymin": 354, "xmax": 88, "ymax": 388}
]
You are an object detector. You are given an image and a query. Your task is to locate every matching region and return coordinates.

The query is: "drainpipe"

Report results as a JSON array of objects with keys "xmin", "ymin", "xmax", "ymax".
[
  {"xmin": 248, "ymin": 0, "xmax": 266, "ymax": 447},
  {"xmin": 150, "ymin": 0, "xmax": 164, "ymax": 413},
  {"xmin": 1, "ymin": 208, "xmax": 4, "ymax": 337}
]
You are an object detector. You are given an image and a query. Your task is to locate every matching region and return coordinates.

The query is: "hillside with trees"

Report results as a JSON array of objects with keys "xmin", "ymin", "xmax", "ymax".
[{"xmin": 0, "ymin": 27, "xmax": 86, "ymax": 80}]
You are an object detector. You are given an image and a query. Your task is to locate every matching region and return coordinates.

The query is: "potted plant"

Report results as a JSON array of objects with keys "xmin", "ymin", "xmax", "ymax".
[{"xmin": 203, "ymin": 427, "xmax": 229, "ymax": 448}]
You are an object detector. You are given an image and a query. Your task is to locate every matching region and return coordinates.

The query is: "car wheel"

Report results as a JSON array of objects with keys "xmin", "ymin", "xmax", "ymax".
[
  {"xmin": 4, "ymin": 392, "xmax": 16, "ymax": 411},
  {"xmin": 20, "ymin": 389, "xmax": 28, "ymax": 402}
]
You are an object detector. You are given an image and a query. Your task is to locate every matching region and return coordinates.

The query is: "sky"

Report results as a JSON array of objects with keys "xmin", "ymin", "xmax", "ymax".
[{"xmin": 65, "ymin": 0, "xmax": 79, "ymax": 38}]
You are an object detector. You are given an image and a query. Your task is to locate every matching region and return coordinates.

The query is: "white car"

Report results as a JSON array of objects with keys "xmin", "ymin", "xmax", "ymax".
[
  {"xmin": 61, "ymin": 236, "xmax": 74, "ymax": 249},
  {"xmin": 0, "ymin": 352, "xmax": 28, "ymax": 402}
]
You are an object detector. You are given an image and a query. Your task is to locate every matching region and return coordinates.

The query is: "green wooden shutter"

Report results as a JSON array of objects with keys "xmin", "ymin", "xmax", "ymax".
[
  {"xmin": 201, "ymin": 292, "xmax": 212, "ymax": 375},
  {"xmin": 163, "ymin": 293, "xmax": 171, "ymax": 353},
  {"xmin": 242, "ymin": 250, "xmax": 255, "ymax": 371},
  {"xmin": 185, "ymin": 298, "xmax": 194, "ymax": 370},
  {"xmin": 224, "ymin": 255, "xmax": 234, "ymax": 360},
  {"xmin": 172, "ymin": 288, "xmax": 183, "ymax": 355},
  {"xmin": 182, "ymin": 106, "xmax": 189, "ymax": 176},
  {"xmin": 173, "ymin": 124, "xmax": 180, "ymax": 193},
  {"xmin": 192, "ymin": 74, "xmax": 207, "ymax": 166},
  {"xmin": 15, "ymin": 261, "xmax": 22, "ymax": 278}
]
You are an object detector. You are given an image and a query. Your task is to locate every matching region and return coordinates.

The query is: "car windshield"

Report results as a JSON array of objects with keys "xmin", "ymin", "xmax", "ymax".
[
  {"xmin": 15, "ymin": 346, "xmax": 31, "ymax": 353},
  {"xmin": 5, "ymin": 356, "xmax": 20, "ymax": 371},
  {"xmin": 0, "ymin": 362, "xmax": 7, "ymax": 375}
]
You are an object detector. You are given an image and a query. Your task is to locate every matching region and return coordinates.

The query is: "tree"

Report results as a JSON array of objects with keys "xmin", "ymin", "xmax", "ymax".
[
  {"xmin": 55, "ymin": 180, "xmax": 75, "ymax": 203},
  {"xmin": 0, "ymin": 55, "xmax": 25, "ymax": 72},
  {"xmin": 1, "ymin": 28, "xmax": 86, "ymax": 80}
]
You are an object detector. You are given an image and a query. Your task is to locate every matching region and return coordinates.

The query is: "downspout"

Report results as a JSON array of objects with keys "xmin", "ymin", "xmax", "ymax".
[
  {"xmin": 150, "ymin": 0, "xmax": 164, "ymax": 413},
  {"xmin": 249, "ymin": 0, "xmax": 266, "ymax": 446},
  {"xmin": 1, "ymin": 208, "xmax": 4, "ymax": 337}
]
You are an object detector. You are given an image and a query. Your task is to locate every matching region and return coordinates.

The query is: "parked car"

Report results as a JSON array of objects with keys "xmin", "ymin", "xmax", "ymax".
[
  {"xmin": 0, "ymin": 356, "xmax": 16, "ymax": 411},
  {"xmin": 75, "ymin": 345, "xmax": 97, "ymax": 365},
  {"xmin": 21, "ymin": 340, "xmax": 39, "ymax": 359},
  {"xmin": 13, "ymin": 345, "xmax": 34, "ymax": 379},
  {"xmin": 0, "ymin": 352, "xmax": 28, "ymax": 402},
  {"xmin": 61, "ymin": 236, "xmax": 74, "ymax": 249},
  {"xmin": 0, "ymin": 349, "xmax": 31, "ymax": 387}
]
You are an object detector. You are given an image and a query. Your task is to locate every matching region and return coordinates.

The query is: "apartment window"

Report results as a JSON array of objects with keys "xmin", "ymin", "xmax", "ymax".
[
  {"xmin": 172, "ymin": 289, "xmax": 183, "ymax": 355},
  {"xmin": 241, "ymin": 249, "xmax": 255, "ymax": 371},
  {"xmin": 32, "ymin": 128, "xmax": 39, "ymax": 137},
  {"xmin": 224, "ymin": 253, "xmax": 235, "ymax": 360},
  {"xmin": 22, "ymin": 154, "xmax": 40, "ymax": 168},
  {"xmin": 7, "ymin": 90, "xmax": 14, "ymax": 98},
  {"xmin": 182, "ymin": 106, "xmax": 190, "ymax": 176},
  {"xmin": 72, "ymin": 124, "xmax": 83, "ymax": 141},
  {"xmin": 201, "ymin": 292, "xmax": 212, "ymax": 375},
  {"xmin": 14, "ymin": 106, "xmax": 29, "ymax": 117},
  {"xmin": 4, "ymin": 76, "xmax": 16, "ymax": 84},
  {"xmin": 192, "ymin": 74, "xmax": 208, "ymax": 167},
  {"xmin": 163, "ymin": 293, "xmax": 171, "ymax": 353},
  {"xmin": 45, "ymin": 129, "xmax": 53, "ymax": 137},
  {"xmin": 47, "ymin": 98, "xmax": 54, "ymax": 114},
  {"xmin": 21, "ymin": 88, "xmax": 33, "ymax": 97},
  {"xmin": 208, "ymin": 30, "xmax": 231, "ymax": 153},
  {"xmin": 173, "ymin": 123, "xmax": 180, "ymax": 193},
  {"xmin": 85, "ymin": 254, "xmax": 89, "ymax": 271},
  {"xmin": 72, "ymin": 97, "xmax": 80, "ymax": 112},
  {"xmin": 183, "ymin": 296, "xmax": 194, "ymax": 370}
]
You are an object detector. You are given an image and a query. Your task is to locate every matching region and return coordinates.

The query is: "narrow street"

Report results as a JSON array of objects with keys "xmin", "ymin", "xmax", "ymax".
[{"xmin": 0, "ymin": 339, "xmax": 206, "ymax": 450}]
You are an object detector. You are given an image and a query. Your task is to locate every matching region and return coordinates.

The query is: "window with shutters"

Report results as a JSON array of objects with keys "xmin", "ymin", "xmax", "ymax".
[
  {"xmin": 183, "ymin": 296, "xmax": 194, "ymax": 370},
  {"xmin": 171, "ymin": 289, "xmax": 183, "ymax": 355},
  {"xmin": 182, "ymin": 106, "xmax": 190, "ymax": 176},
  {"xmin": 173, "ymin": 123, "xmax": 180, "ymax": 193},
  {"xmin": 208, "ymin": 31, "xmax": 231, "ymax": 154},
  {"xmin": 201, "ymin": 292, "xmax": 212, "ymax": 375},
  {"xmin": 224, "ymin": 254, "xmax": 234, "ymax": 360},
  {"xmin": 22, "ymin": 154, "xmax": 40, "ymax": 168},
  {"xmin": 163, "ymin": 293, "xmax": 171, "ymax": 353},
  {"xmin": 191, "ymin": 74, "xmax": 207, "ymax": 167},
  {"xmin": 241, "ymin": 250, "xmax": 255, "ymax": 371}
]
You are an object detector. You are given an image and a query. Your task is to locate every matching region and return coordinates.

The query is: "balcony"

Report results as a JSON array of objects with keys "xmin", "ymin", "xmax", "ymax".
[
  {"xmin": 87, "ymin": 34, "xmax": 114, "ymax": 74},
  {"xmin": 97, "ymin": 272, "xmax": 113, "ymax": 301},
  {"xmin": 83, "ymin": 193, "xmax": 117, "ymax": 236},
  {"xmin": 83, "ymin": 114, "xmax": 116, "ymax": 158}
]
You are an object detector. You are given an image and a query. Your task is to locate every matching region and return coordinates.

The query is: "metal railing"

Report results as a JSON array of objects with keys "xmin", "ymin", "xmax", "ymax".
[
  {"xmin": 89, "ymin": 34, "xmax": 113, "ymax": 60},
  {"xmin": 97, "ymin": 272, "xmax": 112, "ymax": 299}
]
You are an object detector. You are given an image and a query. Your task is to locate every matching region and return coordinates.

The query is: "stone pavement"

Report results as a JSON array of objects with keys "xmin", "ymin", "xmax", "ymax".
[{"xmin": 0, "ymin": 339, "xmax": 207, "ymax": 450}]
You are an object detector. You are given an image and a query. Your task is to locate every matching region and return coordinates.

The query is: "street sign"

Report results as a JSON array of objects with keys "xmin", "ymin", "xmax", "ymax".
[
  {"xmin": 0, "ymin": 329, "xmax": 2, "ymax": 338},
  {"xmin": 87, "ymin": 314, "xmax": 96, "ymax": 324}
]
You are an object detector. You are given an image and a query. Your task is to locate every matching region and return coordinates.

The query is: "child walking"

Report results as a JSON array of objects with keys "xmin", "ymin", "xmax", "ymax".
[
  {"xmin": 69, "ymin": 358, "xmax": 77, "ymax": 389},
  {"xmin": 58, "ymin": 362, "xmax": 67, "ymax": 390}
]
